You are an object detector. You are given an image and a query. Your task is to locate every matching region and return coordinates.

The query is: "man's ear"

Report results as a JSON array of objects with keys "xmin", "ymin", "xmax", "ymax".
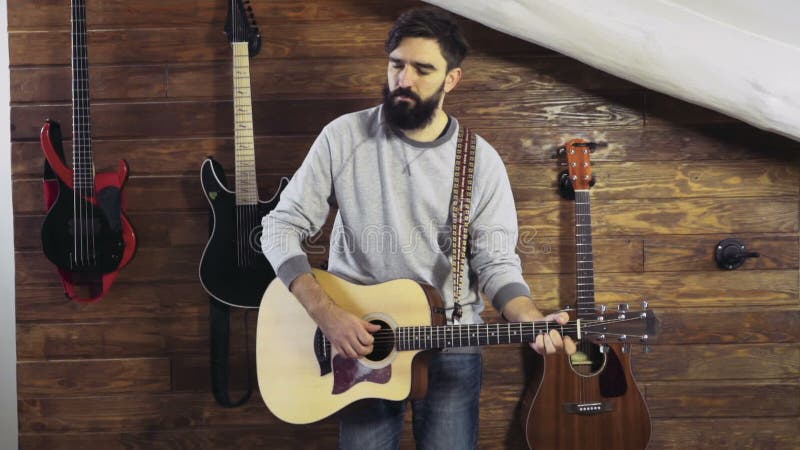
[{"xmin": 444, "ymin": 67, "xmax": 462, "ymax": 93}]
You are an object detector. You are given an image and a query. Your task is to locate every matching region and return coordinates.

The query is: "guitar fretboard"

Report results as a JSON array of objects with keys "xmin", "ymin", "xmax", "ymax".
[
  {"xmin": 71, "ymin": 0, "xmax": 94, "ymax": 193},
  {"xmin": 232, "ymin": 42, "xmax": 258, "ymax": 206},
  {"xmin": 575, "ymin": 190, "xmax": 596, "ymax": 319},
  {"xmin": 395, "ymin": 322, "xmax": 573, "ymax": 351}
]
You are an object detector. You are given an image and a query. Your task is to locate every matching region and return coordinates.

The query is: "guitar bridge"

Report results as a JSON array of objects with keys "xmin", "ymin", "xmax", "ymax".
[
  {"xmin": 314, "ymin": 328, "xmax": 332, "ymax": 376},
  {"xmin": 563, "ymin": 400, "xmax": 615, "ymax": 415}
]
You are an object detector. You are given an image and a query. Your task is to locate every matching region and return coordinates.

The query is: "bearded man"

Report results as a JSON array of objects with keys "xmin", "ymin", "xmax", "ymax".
[{"xmin": 261, "ymin": 7, "xmax": 573, "ymax": 449}]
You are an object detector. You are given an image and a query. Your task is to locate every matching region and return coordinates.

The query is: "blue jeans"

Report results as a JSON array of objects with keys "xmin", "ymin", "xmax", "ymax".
[{"xmin": 339, "ymin": 352, "xmax": 483, "ymax": 450}]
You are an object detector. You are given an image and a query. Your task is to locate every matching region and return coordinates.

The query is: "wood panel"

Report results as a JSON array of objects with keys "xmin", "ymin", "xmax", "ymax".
[
  {"xmin": 16, "ymin": 56, "xmax": 629, "ymax": 105},
  {"xmin": 643, "ymin": 380, "xmax": 800, "ymax": 418},
  {"xmin": 18, "ymin": 358, "xmax": 171, "ymax": 396},
  {"xmin": 646, "ymin": 91, "xmax": 743, "ymax": 126},
  {"xmin": 645, "ymin": 234, "xmax": 799, "ymax": 272},
  {"xmin": 10, "ymin": 65, "xmax": 167, "ymax": 103},
  {"xmin": 648, "ymin": 418, "xmax": 799, "ymax": 450},
  {"xmin": 12, "ymin": 124, "xmax": 800, "ymax": 180},
  {"xmin": 9, "ymin": 22, "xmax": 543, "ymax": 66},
  {"xmin": 507, "ymin": 160, "xmax": 799, "ymax": 199},
  {"xmin": 7, "ymin": 0, "xmax": 421, "ymax": 29},
  {"xmin": 15, "ymin": 282, "xmax": 207, "ymax": 323},
  {"xmin": 526, "ymin": 270, "xmax": 799, "ymax": 307},
  {"xmin": 10, "ymin": 136, "xmax": 312, "ymax": 178},
  {"xmin": 479, "ymin": 343, "xmax": 799, "ymax": 382},
  {"xmin": 10, "ymin": 99, "xmax": 376, "ymax": 140},
  {"xmin": 483, "ymin": 124, "xmax": 800, "ymax": 164},
  {"xmin": 19, "ymin": 427, "xmax": 342, "ymax": 450},
  {"xmin": 516, "ymin": 198, "xmax": 799, "ymax": 235},
  {"xmin": 9, "ymin": 0, "xmax": 798, "ymax": 447}
]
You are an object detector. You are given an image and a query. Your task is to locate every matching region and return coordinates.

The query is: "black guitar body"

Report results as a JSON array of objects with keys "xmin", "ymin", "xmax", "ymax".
[
  {"xmin": 199, "ymin": 157, "xmax": 289, "ymax": 308},
  {"xmin": 41, "ymin": 179, "xmax": 125, "ymax": 274},
  {"xmin": 40, "ymin": 122, "xmax": 126, "ymax": 275}
]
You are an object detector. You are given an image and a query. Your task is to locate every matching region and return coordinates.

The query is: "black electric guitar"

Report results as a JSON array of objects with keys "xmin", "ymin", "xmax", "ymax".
[
  {"xmin": 521, "ymin": 139, "xmax": 656, "ymax": 449},
  {"xmin": 199, "ymin": 0, "xmax": 288, "ymax": 308},
  {"xmin": 40, "ymin": 0, "xmax": 136, "ymax": 302}
]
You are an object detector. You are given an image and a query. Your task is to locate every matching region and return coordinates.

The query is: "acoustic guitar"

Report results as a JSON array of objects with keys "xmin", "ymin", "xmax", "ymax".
[
  {"xmin": 521, "ymin": 139, "xmax": 655, "ymax": 449},
  {"xmin": 199, "ymin": 0, "xmax": 289, "ymax": 308},
  {"xmin": 255, "ymin": 268, "xmax": 658, "ymax": 425},
  {"xmin": 40, "ymin": 0, "xmax": 136, "ymax": 302}
]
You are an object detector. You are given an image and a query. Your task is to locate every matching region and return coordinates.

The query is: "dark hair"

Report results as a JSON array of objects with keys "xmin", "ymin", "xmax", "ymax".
[{"xmin": 385, "ymin": 7, "xmax": 469, "ymax": 71}]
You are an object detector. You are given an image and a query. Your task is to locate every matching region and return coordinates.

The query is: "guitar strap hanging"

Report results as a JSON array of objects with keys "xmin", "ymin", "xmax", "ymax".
[
  {"xmin": 206, "ymin": 164, "xmax": 252, "ymax": 408},
  {"xmin": 450, "ymin": 126, "xmax": 477, "ymax": 324},
  {"xmin": 209, "ymin": 299, "xmax": 253, "ymax": 408}
]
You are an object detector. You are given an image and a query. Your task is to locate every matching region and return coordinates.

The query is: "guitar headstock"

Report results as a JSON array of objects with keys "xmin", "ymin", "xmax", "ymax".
[
  {"xmin": 225, "ymin": 0, "xmax": 262, "ymax": 57},
  {"xmin": 579, "ymin": 304, "xmax": 660, "ymax": 352},
  {"xmin": 560, "ymin": 139, "xmax": 597, "ymax": 191}
]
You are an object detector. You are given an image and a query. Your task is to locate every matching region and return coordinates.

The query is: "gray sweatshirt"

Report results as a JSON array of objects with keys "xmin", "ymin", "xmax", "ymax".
[{"xmin": 261, "ymin": 105, "xmax": 530, "ymax": 325}]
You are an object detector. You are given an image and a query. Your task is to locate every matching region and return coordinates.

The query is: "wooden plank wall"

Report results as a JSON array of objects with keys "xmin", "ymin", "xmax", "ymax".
[{"xmin": 9, "ymin": 0, "xmax": 800, "ymax": 448}]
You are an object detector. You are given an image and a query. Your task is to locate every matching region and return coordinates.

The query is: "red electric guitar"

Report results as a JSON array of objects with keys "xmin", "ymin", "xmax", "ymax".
[{"xmin": 40, "ymin": 0, "xmax": 136, "ymax": 302}]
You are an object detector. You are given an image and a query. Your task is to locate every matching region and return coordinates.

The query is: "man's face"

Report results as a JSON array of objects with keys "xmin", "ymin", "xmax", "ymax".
[{"xmin": 383, "ymin": 37, "xmax": 456, "ymax": 130}]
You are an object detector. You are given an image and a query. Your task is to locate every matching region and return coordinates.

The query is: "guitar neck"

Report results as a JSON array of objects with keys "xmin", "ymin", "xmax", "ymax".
[
  {"xmin": 394, "ymin": 321, "xmax": 581, "ymax": 351},
  {"xmin": 71, "ymin": 0, "xmax": 94, "ymax": 193},
  {"xmin": 232, "ymin": 42, "xmax": 258, "ymax": 206},
  {"xmin": 575, "ymin": 189, "xmax": 596, "ymax": 319}
]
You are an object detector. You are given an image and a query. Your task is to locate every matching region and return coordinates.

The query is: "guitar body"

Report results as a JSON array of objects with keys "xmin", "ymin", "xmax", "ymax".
[
  {"xmin": 199, "ymin": 158, "xmax": 288, "ymax": 308},
  {"xmin": 522, "ymin": 343, "xmax": 651, "ymax": 449},
  {"xmin": 256, "ymin": 269, "xmax": 444, "ymax": 424},
  {"xmin": 521, "ymin": 138, "xmax": 652, "ymax": 449},
  {"xmin": 40, "ymin": 120, "xmax": 136, "ymax": 302}
]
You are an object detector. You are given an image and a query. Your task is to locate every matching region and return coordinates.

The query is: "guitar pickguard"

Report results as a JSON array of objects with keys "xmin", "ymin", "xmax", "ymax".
[{"xmin": 331, "ymin": 355, "xmax": 392, "ymax": 395}]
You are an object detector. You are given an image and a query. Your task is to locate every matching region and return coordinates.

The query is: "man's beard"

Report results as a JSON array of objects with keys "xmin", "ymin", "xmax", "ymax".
[{"xmin": 382, "ymin": 82, "xmax": 444, "ymax": 131}]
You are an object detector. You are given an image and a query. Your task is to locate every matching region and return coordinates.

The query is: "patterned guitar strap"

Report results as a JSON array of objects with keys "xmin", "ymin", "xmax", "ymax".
[{"xmin": 450, "ymin": 127, "xmax": 476, "ymax": 324}]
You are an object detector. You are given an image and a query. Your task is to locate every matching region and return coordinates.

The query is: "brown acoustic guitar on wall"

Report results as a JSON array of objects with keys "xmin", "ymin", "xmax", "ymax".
[{"xmin": 521, "ymin": 139, "xmax": 657, "ymax": 449}]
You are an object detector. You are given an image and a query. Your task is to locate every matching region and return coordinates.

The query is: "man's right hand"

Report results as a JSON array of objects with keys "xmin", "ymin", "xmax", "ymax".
[
  {"xmin": 309, "ymin": 301, "xmax": 381, "ymax": 359},
  {"xmin": 289, "ymin": 272, "xmax": 380, "ymax": 359}
]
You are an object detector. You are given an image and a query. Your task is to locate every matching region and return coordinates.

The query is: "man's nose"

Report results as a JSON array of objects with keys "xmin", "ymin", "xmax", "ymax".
[{"xmin": 397, "ymin": 67, "xmax": 416, "ymax": 88}]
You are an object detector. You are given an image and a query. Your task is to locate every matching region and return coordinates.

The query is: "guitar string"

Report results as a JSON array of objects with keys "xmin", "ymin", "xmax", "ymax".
[
  {"xmin": 339, "ymin": 316, "xmax": 649, "ymax": 345},
  {"xmin": 577, "ymin": 188, "xmax": 590, "ymax": 404},
  {"xmin": 72, "ymin": 0, "xmax": 82, "ymax": 266},
  {"xmin": 232, "ymin": 2, "xmax": 259, "ymax": 268},
  {"xmin": 74, "ymin": 0, "xmax": 93, "ymax": 267},
  {"xmin": 233, "ymin": 0, "xmax": 243, "ymax": 268}
]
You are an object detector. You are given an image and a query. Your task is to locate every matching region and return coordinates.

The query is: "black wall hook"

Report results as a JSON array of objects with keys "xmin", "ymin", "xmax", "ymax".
[{"xmin": 715, "ymin": 238, "xmax": 760, "ymax": 270}]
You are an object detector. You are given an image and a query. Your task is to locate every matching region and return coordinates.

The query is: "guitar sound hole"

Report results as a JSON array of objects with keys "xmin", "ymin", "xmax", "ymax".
[
  {"xmin": 364, "ymin": 320, "xmax": 394, "ymax": 363},
  {"xmin": 568, "ymin": 342, "xmax": 607, "ymax": 377}
]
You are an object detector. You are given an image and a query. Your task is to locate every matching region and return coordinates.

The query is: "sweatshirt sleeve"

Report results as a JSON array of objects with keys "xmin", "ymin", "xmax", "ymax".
[
  {"xmin": 467, "ymin": 135, "xmax": 531, "ymax": 313},
  {"xmin": 261, "ymin": 126, "xmax": 335, "ymax": 286}
]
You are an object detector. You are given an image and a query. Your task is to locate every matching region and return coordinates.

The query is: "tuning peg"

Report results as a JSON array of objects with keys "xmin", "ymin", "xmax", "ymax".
[
  {"xmin": 618, "ymin": 303, "xmax": 628, "ymax": 319},
  {"xmin": 637, "ymin": 334, "xmax": 651, "ymax": 353},
  {"xmin": 641, "ymin": 299, "xmax": 649, "ymax": 310},
  {"xmin": 599, "ymin": 304, "xmax": 607, "ymax": 313}
]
